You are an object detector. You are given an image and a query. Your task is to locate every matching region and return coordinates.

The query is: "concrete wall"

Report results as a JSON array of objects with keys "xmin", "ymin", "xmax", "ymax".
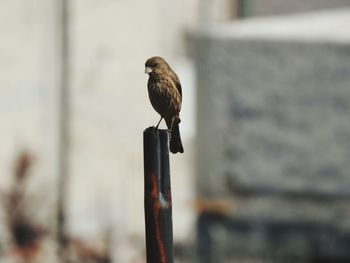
[
  {"xmin": 192, "ymin": 9, "xmax": 350, "ymax": 263},
  {"xmin": 0, "ymin": 1, "xmax": 197, "ymax": 262}
]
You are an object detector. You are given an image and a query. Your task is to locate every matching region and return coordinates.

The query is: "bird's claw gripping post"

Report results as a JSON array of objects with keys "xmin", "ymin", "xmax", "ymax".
[{"xmin": 143, "ymin": 127, "xmax": 174, "ymax": 263}]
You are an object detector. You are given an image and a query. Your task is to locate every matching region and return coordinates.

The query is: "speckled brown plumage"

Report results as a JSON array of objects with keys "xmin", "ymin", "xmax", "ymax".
[{"xmin": 145, "ymin": 56, "xmax": 184, "ymax": 154}]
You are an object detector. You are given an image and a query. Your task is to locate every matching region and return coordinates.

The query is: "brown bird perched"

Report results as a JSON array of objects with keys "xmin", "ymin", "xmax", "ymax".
[{"xmin": 145, "ymin": 56, "xmax": 184, "ymax": 154}]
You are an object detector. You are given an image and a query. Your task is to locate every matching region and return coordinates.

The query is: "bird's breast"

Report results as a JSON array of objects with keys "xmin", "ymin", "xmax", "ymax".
[{"xmin": 147, "ymin": 78, "xmax": 181, "ymax": 118}]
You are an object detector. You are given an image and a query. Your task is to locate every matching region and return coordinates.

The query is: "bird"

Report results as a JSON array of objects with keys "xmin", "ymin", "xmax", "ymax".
[{"xmin": 145, "ymin": 56, "xmax": 184, "ymax": 154}]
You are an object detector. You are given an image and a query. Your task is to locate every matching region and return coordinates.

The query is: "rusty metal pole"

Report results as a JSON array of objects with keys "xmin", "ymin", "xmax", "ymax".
[{"xmin": 143, "ymin": 127, "xmax": 174, "ymax": 263}]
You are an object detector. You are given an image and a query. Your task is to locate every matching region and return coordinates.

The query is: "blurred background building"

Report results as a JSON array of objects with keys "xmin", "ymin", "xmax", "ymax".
[
  {"xmin": 243, "ymin": 0, "xmax": 350, "ymax": 17},
  {"xmin": 1, "ymin": 0, "xmax": 350, "ymax": 263}
]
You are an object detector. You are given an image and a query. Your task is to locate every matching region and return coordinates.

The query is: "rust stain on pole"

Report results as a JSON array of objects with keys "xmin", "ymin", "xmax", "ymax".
[{"xmin": 149, "ymin": 174, "xmax": 167, "ymax": 263}]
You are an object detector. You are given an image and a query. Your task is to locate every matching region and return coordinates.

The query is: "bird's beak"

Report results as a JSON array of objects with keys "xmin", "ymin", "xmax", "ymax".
[{"xmin": 145, "ymin": 67, "xmax": 152, "ymax": 74}]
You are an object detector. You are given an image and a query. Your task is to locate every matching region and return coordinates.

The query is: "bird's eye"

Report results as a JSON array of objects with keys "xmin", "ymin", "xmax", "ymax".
[{"xmin": 154, "ymin": 63, "xmax": 158, "ymax": 68}]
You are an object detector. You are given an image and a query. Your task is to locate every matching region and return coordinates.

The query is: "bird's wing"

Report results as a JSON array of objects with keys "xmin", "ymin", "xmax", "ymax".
[{"xmin": 173, "ymin": 73, "xmax": 182, "ymax": 98}]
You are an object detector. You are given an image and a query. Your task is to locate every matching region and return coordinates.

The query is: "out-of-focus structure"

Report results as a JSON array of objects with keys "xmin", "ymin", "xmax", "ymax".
[
  {"xmin": 0, "ymin": 0, "xmax": 198, "ymax": 262},
  {"xmin": 192, "ymin": 6, "xmax": 350, "ymax": 263},
  {"xmin": 1, "ymin": 0, "xmax": 350, "ymax": 263},
  {"xmin": 244, "ymin": 0, "xmax": 350, "ymax": 17}
]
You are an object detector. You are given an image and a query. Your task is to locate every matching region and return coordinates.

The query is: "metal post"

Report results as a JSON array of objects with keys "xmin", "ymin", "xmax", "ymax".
[
  {"xmin": 237, "ymin": 0, "xmax": 249, "ymax": 18},
  {"xmin": 143, "ymin": 127, "xmax": 174, "ymax": 263},
  {"xmin": 56, "ymin": 0, "xmax": 70, "ymax": 258}
]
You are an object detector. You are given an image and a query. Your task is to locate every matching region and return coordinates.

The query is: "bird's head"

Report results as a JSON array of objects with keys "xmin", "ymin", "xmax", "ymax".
[{"xmin": 145, "ymin": 56, "xmax": 169, "ymax": 77}]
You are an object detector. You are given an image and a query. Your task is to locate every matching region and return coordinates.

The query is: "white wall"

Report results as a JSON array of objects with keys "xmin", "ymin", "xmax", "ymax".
[{"xmin": 0, "ymin": 1, "xmax": 197, "ymax": 261}]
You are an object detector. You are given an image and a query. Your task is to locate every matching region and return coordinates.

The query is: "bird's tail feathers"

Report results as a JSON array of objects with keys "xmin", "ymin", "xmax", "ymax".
[{"xmin": 170, "ymin": 117, "xmax": 184, "ymax": 154}]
